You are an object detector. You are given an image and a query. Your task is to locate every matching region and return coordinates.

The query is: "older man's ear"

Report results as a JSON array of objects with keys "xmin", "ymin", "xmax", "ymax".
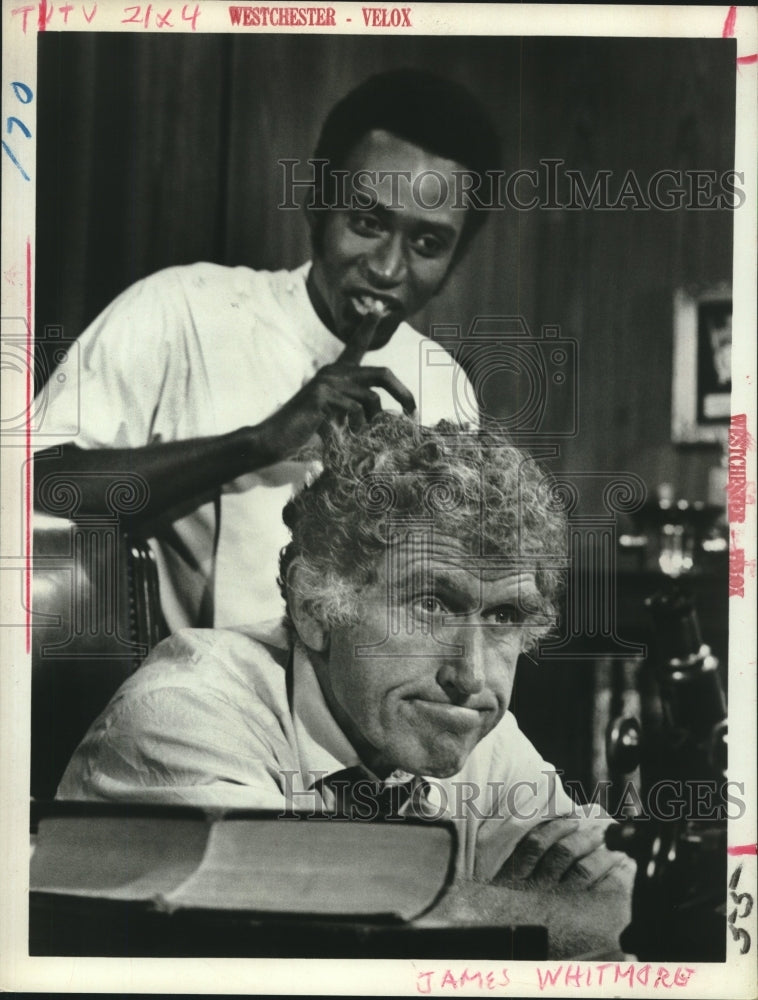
[{"xmin": 286, "ymin": 559, "xmax": 329, "ymax": 652}]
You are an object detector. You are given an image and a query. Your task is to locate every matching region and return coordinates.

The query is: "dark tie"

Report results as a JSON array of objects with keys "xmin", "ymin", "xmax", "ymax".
[{"xmin": 315, "ymin": 767, "xmax": 429, "ymax": 820}]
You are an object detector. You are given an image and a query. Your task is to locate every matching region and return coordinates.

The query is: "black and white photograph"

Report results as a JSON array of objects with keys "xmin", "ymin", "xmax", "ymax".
[{"xmin": 1, "ymin": 3, "xmax": 756, "ymax": 995}]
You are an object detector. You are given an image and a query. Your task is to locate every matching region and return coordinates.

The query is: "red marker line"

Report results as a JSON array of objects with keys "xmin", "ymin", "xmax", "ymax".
[
  {"xmin": 722, "ymin": 5, "xmax": 737, "ymax": 38},
  {"xmin": 728, "ymin": 844, "xmax": 758, "ymax": 857},
  {"xmin": 722, "ymin": 6, "xmax": 758, "ymax": 64},
  {"xmin": 38, "ymin": 0, "xmax": 49, "ymax": 31},
  {"xmin": 25, "ymin": 237, "xmax": 33, "ymax": 653}
]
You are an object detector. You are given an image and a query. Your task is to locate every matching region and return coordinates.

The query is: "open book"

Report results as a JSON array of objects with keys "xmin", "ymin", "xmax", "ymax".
[{"xmin": 30, "ymin": 803, "xmax": 456, "ymax": 923}]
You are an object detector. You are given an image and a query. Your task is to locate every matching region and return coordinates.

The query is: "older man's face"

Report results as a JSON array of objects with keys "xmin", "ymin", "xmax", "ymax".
[
  {"xmin": 307, "ymin": 129, "xmax": 467, "ymax": 349},
  {"xmin": 312, "ymin": 534, "xmax": 539, "ymax": 779}
]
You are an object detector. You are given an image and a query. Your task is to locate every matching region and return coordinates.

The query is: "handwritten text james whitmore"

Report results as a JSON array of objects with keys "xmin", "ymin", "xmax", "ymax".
[{"xmin": 415, "ymin": 964, "xmax": 696, "ymax": 993}]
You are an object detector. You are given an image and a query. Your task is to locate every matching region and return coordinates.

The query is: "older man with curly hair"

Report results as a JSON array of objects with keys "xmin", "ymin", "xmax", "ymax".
[{"xmin": 59, "ymin": 414, "xmax": 634, "ymax": 952}]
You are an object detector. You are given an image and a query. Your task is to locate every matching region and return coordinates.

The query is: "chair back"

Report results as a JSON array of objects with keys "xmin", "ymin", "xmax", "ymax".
[{"xmin": 32, "ymin": 513, "xmax": 166, "ymax": 799}]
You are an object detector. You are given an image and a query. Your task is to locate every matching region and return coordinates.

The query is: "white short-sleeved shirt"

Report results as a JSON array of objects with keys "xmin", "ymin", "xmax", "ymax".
[
  {"xmin": 35, "ymin": 262, "xmax": 476, "ymax": 631},
  {"xmin": 57, "ymin": 622, "xmax": 581, "ymax": 880}
]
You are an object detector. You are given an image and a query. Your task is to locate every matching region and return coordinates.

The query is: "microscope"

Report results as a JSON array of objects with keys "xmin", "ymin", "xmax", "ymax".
[{"xmin": 605, "ymin": 590, "xmax": 728, "ymax": 961}]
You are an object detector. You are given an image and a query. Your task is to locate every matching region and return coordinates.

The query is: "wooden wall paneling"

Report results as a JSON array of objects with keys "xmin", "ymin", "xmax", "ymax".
[
  {"xmin": 508, "ymin": 39, "xmax": 735, "ymax": 503},
  {"xmin": 124, "ymin": 35, "xmax": 231, "ymax": 277},
  {"xmin": 36, "ymin": 34, "xmax": 99, "ymax": 391},
  {"xmin": 36, "ymin": 33, "xmax": 231, "ymax": 385}
]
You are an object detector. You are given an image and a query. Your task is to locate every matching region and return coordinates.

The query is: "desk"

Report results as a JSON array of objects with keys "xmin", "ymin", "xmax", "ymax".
[
  {"xmin": 29, "ymin": 892, "xmax": 547, "ymax": 959},
  {"xmin": 30, "ymin": 875, "xmax": 635, "ymax": 959}
]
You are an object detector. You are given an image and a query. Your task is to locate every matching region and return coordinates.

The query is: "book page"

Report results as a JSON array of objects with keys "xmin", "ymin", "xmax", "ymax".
[
  {"xmin": 30, "ymin": 815, "xmax": 211, "ymax": 899},
  {"xmin": 163, "ymin": 819, "xmax": 453, "ymax": 920}
]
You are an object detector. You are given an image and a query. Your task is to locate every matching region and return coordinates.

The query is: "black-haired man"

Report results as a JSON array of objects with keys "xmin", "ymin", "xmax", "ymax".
[{"xmin": 34, "ymin": 69, "xmax": 501, "ymax": 631}]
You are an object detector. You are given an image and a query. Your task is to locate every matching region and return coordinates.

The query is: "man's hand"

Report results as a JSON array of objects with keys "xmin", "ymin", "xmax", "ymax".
[
  {"xmin": 252, "ymin": 310, "xmax": 416, "ymax": 465},
  {"xmin": 494, "ymin": 815, "xmax": 636, "ymax": 892},
  {"xmin": 429, "ymin": 814, "xmax": 636, "ymax": 958},
  {"xmin": 34, "ymin": 309, "xmax": 416, "ymax": 523}
]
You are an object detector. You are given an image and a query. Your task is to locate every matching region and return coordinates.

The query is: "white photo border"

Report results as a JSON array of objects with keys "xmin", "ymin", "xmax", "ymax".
[{"xmin": 2, "ymin": 3, "xmax": 756, "ymax": 996}]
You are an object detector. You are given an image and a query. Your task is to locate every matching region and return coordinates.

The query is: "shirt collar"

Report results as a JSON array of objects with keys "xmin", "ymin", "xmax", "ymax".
[
  {"xmin": 290, "ymin": 639, "xmax": 416, "ymax": 789},
  {"xmin": 291, "ymin": 638, "xmax": 361, "ymax": 781}
]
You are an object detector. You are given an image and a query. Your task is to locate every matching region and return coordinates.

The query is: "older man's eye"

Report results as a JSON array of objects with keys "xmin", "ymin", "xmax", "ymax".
[
  {"xmin": 413, "ymin": 596, "xmax": 446, "ymax": 617},
  {"xmin": 484, "ymin": 604, "xmax": 521, "ymax": 625}
]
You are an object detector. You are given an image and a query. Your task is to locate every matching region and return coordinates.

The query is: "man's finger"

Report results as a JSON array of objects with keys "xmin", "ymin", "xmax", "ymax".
[
  {"xmin": 562, "ymin": 846, "xmax": 634, "ymax": 890},
  {"xmin": 337, "ymin": 310, "xmax": 385, "ymax": 366},
  {"xmin": 588, "ymin": 853, "xmax": 636, "ymax": 892},
  {"xmin": 340, "ymin": 385, "xmax": 383, "ymax": 421},
  {"xmin": 348, "ymin": 366, "xmax": 416, "ymax": 415},
  {"xmin": 501, "ymin": 818, "xmax": 581, "ymax": 882},
  {"xmin": 530, "ymin": 823, "xmax": 608, "ymax": 884},
  {"xmin": 316, "ymin": 388, "xmax": 367, "ymax": 441}
]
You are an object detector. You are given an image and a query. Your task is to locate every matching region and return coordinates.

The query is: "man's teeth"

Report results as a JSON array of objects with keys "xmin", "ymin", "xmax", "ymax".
[{"xmin": 352, "ymin": 295, "xmax": 390, "ymax": 317}]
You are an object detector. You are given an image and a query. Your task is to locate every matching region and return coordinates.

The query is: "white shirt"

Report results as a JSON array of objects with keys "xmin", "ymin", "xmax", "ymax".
[
  {"xmin": 57, "ymin": 621, "xmax": 579, "ymax": 881},
  {"xmin": 34, "ymin": 262, "xmax": 476, "ymax": 631}
]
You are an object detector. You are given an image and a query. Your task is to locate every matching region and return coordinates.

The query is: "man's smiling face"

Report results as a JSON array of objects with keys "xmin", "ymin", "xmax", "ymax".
[
  {"xmin": 307, "ymin": 129, "xmax": 467, "ymax": 350},
  {"xmin": 311, "ymin": 533, "xmax": 540, "ymax": 779}
]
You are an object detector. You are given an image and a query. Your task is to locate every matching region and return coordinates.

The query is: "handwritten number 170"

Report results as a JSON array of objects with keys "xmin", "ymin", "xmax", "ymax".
[{"xmin": 3, "ymin": 82, "xmax": 33, "ymax": 182}]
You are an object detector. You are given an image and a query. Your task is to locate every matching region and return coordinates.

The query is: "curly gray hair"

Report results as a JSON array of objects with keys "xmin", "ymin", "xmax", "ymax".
[{"xmin": 278, "ymin": 414, "xmax": 567, "ymax": 650}]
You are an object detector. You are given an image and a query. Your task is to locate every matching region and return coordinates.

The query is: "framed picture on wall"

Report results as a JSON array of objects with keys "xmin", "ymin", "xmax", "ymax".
[{"xmin": 672, "ymin": 283, "xmax": 733, "ymax": 444}]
